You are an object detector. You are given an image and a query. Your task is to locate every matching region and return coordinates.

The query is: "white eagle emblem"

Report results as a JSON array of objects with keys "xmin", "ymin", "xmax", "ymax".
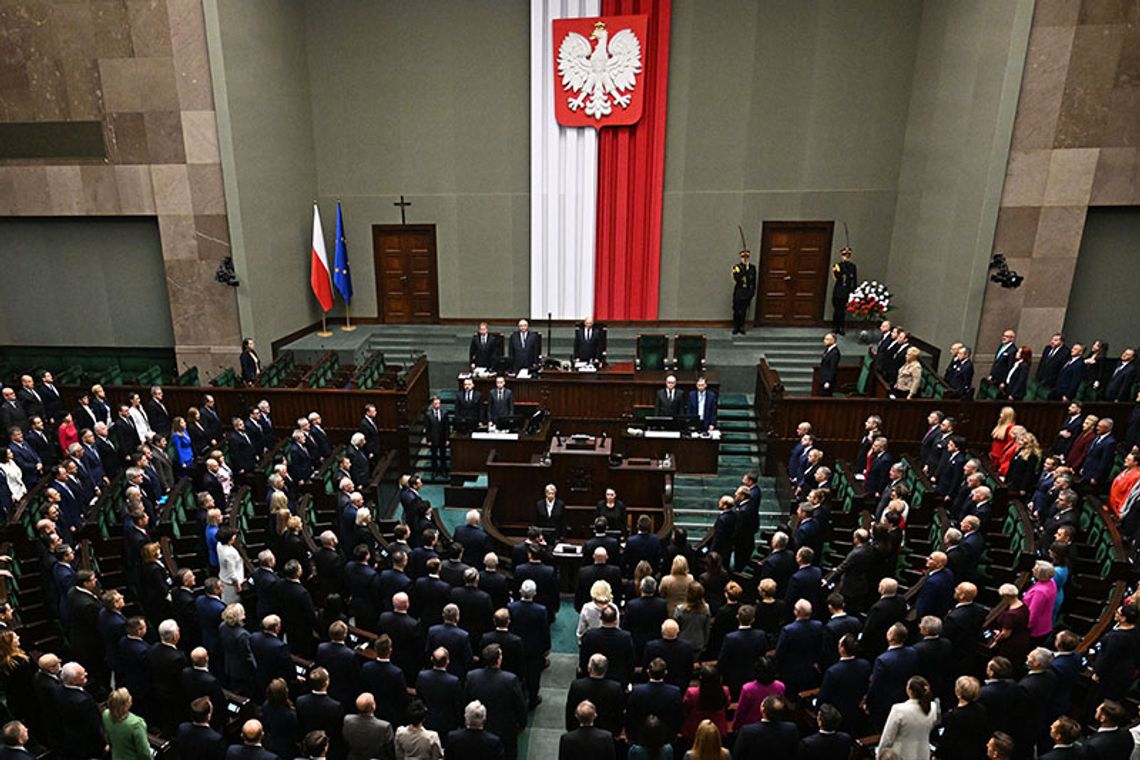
[{"xmin": 557, "ymin": 21, "xmax": 642, "ymax": 121}]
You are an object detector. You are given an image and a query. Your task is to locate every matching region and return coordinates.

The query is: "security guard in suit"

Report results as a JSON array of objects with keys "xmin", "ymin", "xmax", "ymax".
[
  {"xmin": 731, "ymin": 249, "xmax": 757, "ymax": 335},
  {"xmin": 831, "ymin": 247, "xmax": 857, "ymax": 334}
]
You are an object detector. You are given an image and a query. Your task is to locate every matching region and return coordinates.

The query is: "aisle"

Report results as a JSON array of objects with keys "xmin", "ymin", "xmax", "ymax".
[{"xmin": 520, "ymin": 600, "xmax": 581, "ymax": 759}]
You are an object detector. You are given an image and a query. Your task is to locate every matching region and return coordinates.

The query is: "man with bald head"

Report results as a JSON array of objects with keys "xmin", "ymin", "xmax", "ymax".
[
  {"xmin": 342, "ymin": 692, "xmax": 394, "ymax": 760},
  {"xmin": 575, "ymin": 547, "xmax": 622, "ymax": 611},
  {"xmin": 915, "ymin": 551, "xmax": 955, "ymax": 619},
  {"xmin": 58, "ymin": 662, "xmax": 105, "ymax": 760},
  {"xmin": 32, "ymin": 654, "xmax": 64, "ymax": 747},
  {"xmin": 415, "ymin": 647, "xmax": 462, "ymax": 745},
  {"xmin": 565, "ymin": 655, "xmax": 623, "ymax": 736},
  {"xmin": 226, "ymin": 720, "xmax": 277, "ymax": 760},
  {"xmin": 775, "ymin": 599, "xmax": 824, "ymax": 694},
  {"xmin": 180, "ymin": 646, "xmax": 226, "ymax": 728},
  {"xmin": 861, "ymin": 578, "xmax": 907, "ymax": 659},
  {"xmin": 943, "ymin": 582, "xmax": 988, "ymax": 679},
  {"xmin": 642, "ymin": 619, "xmax": 695, "ymax": 690},
  {"xmin": 249, "ymin": 615, "xmax": 293, "ymax": 701}
]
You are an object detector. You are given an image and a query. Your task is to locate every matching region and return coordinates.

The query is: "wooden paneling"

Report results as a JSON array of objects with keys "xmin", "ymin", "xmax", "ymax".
[{"xmin": 757, "ymin": 221, "xmax": 833, "ymax": 325}]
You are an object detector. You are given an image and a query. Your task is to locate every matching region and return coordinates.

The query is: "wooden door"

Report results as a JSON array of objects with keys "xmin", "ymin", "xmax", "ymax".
[
  {"xmin": 755, "ymin": 221, "xmax": 834, "ymax": 324},
  {"xmin": 372, "ymin": 225, "xmax": 439, "ymax": 323}
]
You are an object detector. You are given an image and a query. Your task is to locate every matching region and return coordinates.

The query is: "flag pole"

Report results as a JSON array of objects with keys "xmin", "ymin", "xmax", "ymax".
[
  {"xmin": 341, "ymin": 302, "xmax": 356, "ymax": 331},
  {"xmin": 318, "ymin": 311, "xmax": 332, "ymax": 337}
]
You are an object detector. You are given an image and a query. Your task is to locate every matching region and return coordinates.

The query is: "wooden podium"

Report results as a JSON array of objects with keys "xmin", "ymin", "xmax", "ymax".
[{"xmin": 484, "ymin": 436, "xmax": 673, "ymax": 539}]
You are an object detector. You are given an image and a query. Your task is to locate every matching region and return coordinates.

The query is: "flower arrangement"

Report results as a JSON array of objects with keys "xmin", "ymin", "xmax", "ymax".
[{"xmin": 847, "ymin": 280, "xmax": 893, "ymax": 317}]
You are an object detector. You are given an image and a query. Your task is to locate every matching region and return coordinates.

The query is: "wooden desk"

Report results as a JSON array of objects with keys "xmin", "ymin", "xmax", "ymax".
[
  {"xmin": 464, "ymin": 363, "xmax": 718, "ymax": 419},
  {"xmin": 485, "ymin": 437, "xmax": 673, "ymax": 538},
  {"xmin": 449, "ymin": 419, "xmax": 552, "ymax": 473},
  {"xmin": 620, "ymin": 431, "xmax": 719, "ymax": 474}
]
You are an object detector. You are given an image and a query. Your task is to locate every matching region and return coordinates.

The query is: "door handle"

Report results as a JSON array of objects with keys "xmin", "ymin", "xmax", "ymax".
[
  {"xmin": 783, "ymin": 276, "xmax": 792, "ymax": 282},
  {"xmin": 400, "ymin": 275, "xmax": 409, "ymax": 283}
]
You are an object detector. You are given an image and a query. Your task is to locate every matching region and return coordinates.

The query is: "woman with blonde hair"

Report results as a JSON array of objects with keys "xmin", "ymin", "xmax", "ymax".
[
  {"xmin": 753, "ymin": 578, "xmax": 784, "ymax": 645},
  {"xmin": 0, "ymin": 630, "xmax": 35, "ymax": 727},
  {"xmin": 576, "ymin": 580, "xmax": 618, "ymax": 643},
  {"xmin": 684, "ymin": 718, "xmax": 728, "ymax": 760},
  {"xmin": 997, "ymin": 425, "xmax": 1025, "ymax": 478},
  {"xmin": 216, "ymin": 527, "xmax": 245, "ymax": 604},
  {"xmin": 1006, "ymin": 430, "xmax": 1042, "ymax": 496},
  {"xmin": 891, "ymin": 346, "xmax": 924, "ymax": 399},
  {"xmin": 280, "ymin": 513, "xmax": 310, "ymax": 572},
  {"xmin": 220, "ymin": 602, "xmax": 256, "ymax": 695},
  {"xmin": 102, "ymin": 687, "xmax": 150, "ymax": 760},
  {"xmin": 660, "ymin": 554, "xmax": 694, "ymax": 616},
  {"xmin": 989, "ymin": 406, "xmax": 1016, "ymax": 470},
  {"xmin": 205, "ymin": 507, "xmax": 224, "ymax": 574}
]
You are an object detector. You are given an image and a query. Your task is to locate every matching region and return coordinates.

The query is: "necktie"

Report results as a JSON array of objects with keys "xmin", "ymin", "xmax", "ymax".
[
  {"xmin": 586, "ymin": 329, "xmax": 591, "ymax": 342},
  {"xmin": 482, "ymin": 335, "xmax": 486, "ymax": 346},
  {"xmin": 1115, "ymin": 364, "xmax": 1125, "ymax": 376},
  {"xmin": 467, "ymin": 392, "xmax": 472, "ymax": 403}
]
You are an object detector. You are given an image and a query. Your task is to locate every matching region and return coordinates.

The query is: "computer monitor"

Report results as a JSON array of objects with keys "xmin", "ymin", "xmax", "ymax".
[
  {"xmin": 494, "ymin": 414, "xmax": 525, "ymax": 433},
  {"xmin": 677, "ymin": 414, "xmax": 702, "ymax": 434},
  {"xmin": 453, "ymin": 416, "xmax": 479, "ymax": 435},
  {"xmin": 523, "ymin": 409, "xmax": 549, "ymax": 435},
  {"xmin": 645, "ymin": 415, "xmax": 678, "ymax": 431}
]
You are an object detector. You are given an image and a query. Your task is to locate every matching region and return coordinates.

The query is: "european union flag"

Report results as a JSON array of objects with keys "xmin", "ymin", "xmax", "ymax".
[{"xmin": 333, "ymin": 201, "xmax": 352, "ymax": 304}]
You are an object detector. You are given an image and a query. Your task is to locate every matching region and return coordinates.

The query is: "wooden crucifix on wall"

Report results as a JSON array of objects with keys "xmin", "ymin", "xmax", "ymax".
[{"xmin": 394, "ymin": 195, "xmax": 412, "ymax": 225}]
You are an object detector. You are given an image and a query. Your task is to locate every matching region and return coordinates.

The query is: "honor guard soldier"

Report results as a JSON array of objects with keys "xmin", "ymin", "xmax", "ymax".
[
  {"xmin": 831, "ymin": 247, "xmax": 857, "ymax": 334},
  {"xmin": 731, "ymin": 249, "xmax": 757, "ymax": 335}
]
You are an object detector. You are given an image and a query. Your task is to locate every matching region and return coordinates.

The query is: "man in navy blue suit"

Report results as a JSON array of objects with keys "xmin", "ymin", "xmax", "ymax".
[
  {"xmin": 1081, "ymin": 418, "xmax": 1117, "ymax": 493},
  {"xmin": 175, "ymin": 697, "xmax": 226, "ymax": 760},
  {"xmin": 455, "ymin": 510, "xmax": 492, "ymax": 564},
  {"xmin": 686, "ymin": 376, "xmax": 718, "ymax": 431},
  {"xmin": 1104, "ymin": 348, "xmax": 1137, "ymax": 401},
  {"xmin": 786, "ymin": 421, "xmax": 812, "ymax": 486},
  {"xmin": 224, "ymin": 719, "xmax": 279, "ymax": 760},
  {"xmin": 732, "ymin": 694, "xmax": 799, "ymax": 759},
  {"xmin": 416, "ymin": 648, "xmax": 463, "ymax": 743},
  {"xmin": 914, "ymin": 551, "xmax": 955, "ymax": 620},
  {"xmin": 359, "ymin": 635, "xmax": 410, "ymax": 727},
  {"xmin": 710, "ymin": 496, "xmax": 737, "ymax": 559},
  {"xmin": 643, "ymin": 620, "xmax": 695, "ymax": 691},
  {"xmin": 508, "ymin": 580, "xmax": 549, "ymax": 709},
  {"xmin": 798, "ymin": 703, "xmax": 854, "ymax": 760},
  {"xmin": 818, "ymin": 634, "xmax": 870, "ymax": 736},
  {"xmin": 717, "ymin": 605, "xmax": 768, "ymax": 698},
  {"xmin": 513, "ymin": 547, "xmax": 559, "ymax": 624},
  {"xmin": 623, "ymin": 515, "xmax": 662, "ymax": 574},
  {"xmin": 1051, "ymin": 344, "xmax": 1085, "ymax": 401},
  {"xmin": 425, "ymin": 604, "xmax": 474, "ymax": 678},
  {"xmin": 249, "ymin": 615, "xmax": 294, "ymax": 701},
  {"xmin": 508, "ymin": 319, "xmax": 541, "ymax": 372},
  {"xmin": 775, "ymin": 599, "xmax": 823, "ymax": 695},
  {"xmin": 625, "ymin": 657, "xmax": 682, "ymax": 741},
  {"xmin": 783, "ymin": 547, "xmax": 822, "ymax": 620},
  {"xmin": 864, "ymin": 437, "xmax": 893, "ymax": 500},
  {"xmin": 315, "ymin": 620, "xmax": 361, "ymax": 710},
  {"xmin": 865, "ymin": 622, "xmax": 918, "ymax": 731},
  {"xmin": 793, "ymin": 504, "xmax": 824, "ymax": 562}
]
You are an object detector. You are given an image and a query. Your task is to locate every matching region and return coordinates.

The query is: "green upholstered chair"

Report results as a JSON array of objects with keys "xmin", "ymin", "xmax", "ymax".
[
  {"xmin": 672, "ymin": 334, "xmax": 707, "ymax": 372},
  {"xmin": 635, "ymin": 334, "xmax": 669, "ymax": 371}
]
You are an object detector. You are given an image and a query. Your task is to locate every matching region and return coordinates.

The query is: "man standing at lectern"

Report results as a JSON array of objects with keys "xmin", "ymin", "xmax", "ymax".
[
  {"xmin": 456, "ymin": 378, "xmax": 483, "ymax": 423},
  {"xmin": 509, "ymin": 320, "xmax": 540, "ymax": 373},
  {"xmin": 573, "ymin": 318, "xmax": 603, "ymax": 365},
  {"xmin": 655, "ymin": 376, "xmax": 685, "ymax": 417},
  {"xmin": 687, "ymin": 377, "xmax": 718, "ymax": 431},
  {"xmin": 487, "ymin": 376, "xmax": 514, "ymax": 424},
  {"xmin": 424, "ymin": 396, "xmax": 449, "ymax": 478},
  {"xmin": 470, "ymin": 322, "xmax": 501, "ymax": 369},
  {"xmin": 535, "ymin": 484, "xmax": 567, "ymax": 539}
]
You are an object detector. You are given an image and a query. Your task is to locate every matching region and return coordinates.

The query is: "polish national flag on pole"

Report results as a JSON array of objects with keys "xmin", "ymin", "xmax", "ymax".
[{"xmin": 310, "ymin": 203, "xmax": 334, "ymax": 312}]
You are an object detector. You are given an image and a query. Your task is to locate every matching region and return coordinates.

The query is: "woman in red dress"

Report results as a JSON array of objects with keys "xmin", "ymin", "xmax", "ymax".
[{"xmin": 988, "ymin": 406, "xmax": 1016, "ymax": 471}]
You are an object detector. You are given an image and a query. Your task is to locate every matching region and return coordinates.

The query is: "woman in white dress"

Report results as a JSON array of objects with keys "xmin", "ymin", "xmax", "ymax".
[
  {"xmin": 878, "ymin": 675, "xmax": 940, "ymax": 760},
  {"xmin": 216, "ymin": 527, "xmax": 246, "ymax": 604},
  {"xmin": 0, "ymin": 449, "xmax": 26, "ymax": 503}
]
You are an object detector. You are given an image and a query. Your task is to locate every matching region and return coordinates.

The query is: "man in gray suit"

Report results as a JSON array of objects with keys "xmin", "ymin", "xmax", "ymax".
[{"xmin": 342, "ymin": 692, "xmax": 394, "ymax": 760}]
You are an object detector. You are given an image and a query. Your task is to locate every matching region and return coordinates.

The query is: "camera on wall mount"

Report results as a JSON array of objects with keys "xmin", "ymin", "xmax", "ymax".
[
  {"xmin": 988, "ymin": 253, "xmax": 1023, "ymax": 289},
  {"xmin": 215, "ymin": 256, "xmax": 239, "ymax": 288}
]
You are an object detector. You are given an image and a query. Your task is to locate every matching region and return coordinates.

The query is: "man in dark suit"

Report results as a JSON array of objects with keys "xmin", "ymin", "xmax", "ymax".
[
  {"xmin": 783, "ymin": 547, "xmax": 822, "ymax": 619},
  {"xmin": 1036, "ymin": 333, "xmax": 1068, "ymax": 392},
  {"xmin": 686, "ymin": 376, "xmax": 718, "ymax": 430},
  {"xmin": 508, "ymin": 582, "xmax": 550, "ymax": 708},
  {"xmin": 559, "ymin": 699, "xmax": 616, "ymax": 760},
  {"xmin": 470, "ymin": 323, "xmax": 503, "ymax": 368},
  {"xmin": 914, "ymin": 552, "xmax": 955, "ymax": 620},
  {"xmin": 986, "ymin": 329, "xmax": 1018, "ymax": 386},
  {"xmin": 455, "ymin": 378, "xmax": 484, "ymax": 423},
  {"xmin": 575, "ymin": 547, "xmax": 623, "ymax": 611},
  {"xmin": 865, "ymin": 623, "xmax": 918, "ymax": 731},
  {"xmin": 111, "ymin": 404, "xmax": 142, "ymax": 455},
  {"xmin": 425, "ymin": 604, "xmax": 474, "ymax": 678},
  {"xmin": 378, "ymin": 592, "xmax": 424, "ymax": 682},
  {"xmin": 376, "ymin": 551, "xmax": 412, "ymax": 614},
  {"xmin": 1039, "ymin": 716, "xmax": 1085, "ymax": 760},
  {"xmin": 175, "ymin": 697, "xmax": 226, "ymax": 760},
  {"xmin": 819, "ymin": 333, "xmax": 841, "ymax": 396},
  {"xmin": 819, "ymin": 593, "xmax": 862, "ymax": 670},
  {"xmin": 625, "ymin": 657, "xmax": 682, "ymax": 740},
  {"xmin": 228, "ymin": 419, "xmax": 257, "ymax": 476},
  {"xmin": 360, "ymin": 636, "xmax": 410, "ymax": 727},
  {"xmin": 913, "ymin": 616, "xmax": 955, "ymax": 704},
  {"xmin": 416, "ymin": 648, "xmax": 463, "ymax": 743},
  {"xmin": 195, "ymin": 580, "xmax": 226, "ymax": 670},
  {"xmin": 225, "ymin": 720, "xmax": 279, "ymax": 760},
  {"xmin": 347, "ymin": 434, "xmax": 370, "ymax": 489},
  {"xmin": 464, "ymin": 644, "xmax": 528, "ymax": 760},
  {"xmin": 249, "ymin": 615, "xmax": 295, "ymax": 701},
  {"xmin": 758, "ymin": 532, "xmax": 797, "ymax": 597},
  {"xmin": 65, "ymin": 571, "xmax": 105, "ymax": 680},
  {"xmin": 116, "ymin": 617, "xmax": 153, "ymax": 708},
  {"xmin": 448, "ymin": 700, "xmax": 506, "ymax": 760},
  {"xmin": 144, "ymin": 386, "xmax": 171, "ymax": 437},
  {"xmin": 733, "ymin": 694, "xmax": 800, "ymax": 759},
  {"xmin": 276, "ymin": 560, "xmax": 318, "ymax": 658},
  {"xmin": 1053, "ymin": 402, "xmax": 1086, "ymax": 457},
  {"xmin": 623, "ymin": 515, "xmax": 663, "ymax": 575},
  {"xmin": 486, "ymin": 376, "xmax": 514, "ymax": 424},
  {"xmin": 480, "ymin": 609, "xmax": 525, "ymax": 681},
  {"xmin": 1085, "ymin": 700, "xmax": 1134, "ymax": 760},
  {"xmin": 1105, "ymin": 348, "xmax": 1137, "ymax": 401},
  {"xmin": 149, "ymin": 620, "xmax": 191, "ymax": 733},
  {"xmin": 717, "ymin": 605, "xmax": 768, "ymax": 698},
  {"xmin": 0, "ymin": 388, "xmax": 28, "ymax": 438},
  {"xmin": 451, "ymin": 568, "xmax": 495, "ymax": 643},
  {"xmin": 1018, "ymin": 647, "xmax": 1059, "ymax": 754},
  {"xmin": 579, "ymin": 605, "xmax": 635, "ymax": 687},
  {"xmin": 534, "ymin": 484, "xmax": 567, "ymax": 539},
  {"xmin": 180, "ymin": 648, "xmax": 227, "ymax": 729},
  {"xmin": 775, "ymin": 599, "xmax": 824, "ymax": 694},
  {"xmin": 412, "ymin": 558, "xmax": 453, "ymax": 629},
  {"xmin": 25, "ymin": 416, "xmax": 57, "ymax": 468},
  {"xmin": 653, "ymin": 375, "xmax": 685, "ymax": 417},
  {"xmin": 455, "ymin": 511, "xmax": 492, "ymax": 565},
  {"xmin": 508, "ymin": 320, "xmax": 541, "ymax": 372},
  {"xmin": 863, "ymin": 437, "xmax": 893, "ymax": 500},
  {"xmin": 479, "ymin": 556, "xmax": 511, "ymax": 611},
  {"xmin": 818, "ymin": 635, "xmax": 871, "ymax": 737},
  {"xmin": 572, "ymin": 318, "xmax": 603, "ymax": 365},
  {"xmin": 829, "ymin": 529, "xmax": 872, "ymax": 613},
  {"xmin": 643, "ymin": 620, "xmax": 695, "ymax": 691},
  {"xmin": 423, "ymin": 396, "xmax": 450, "ymax": 477},
  {"xmin": 7, "ymin": 429, "xmax": 41, "ymax": 485},
  {"xmin": 947, "ymin": 345, "xmax": 975, "ymax": 394},
  {"xmin": 1051, "ymin": 345, "xmax": 1085, "ymax": 402},
  {"xmin": 793, "ymin": 504, "xmax": 823, "ymax": 562},
  {"xmin": 16, "ymin": 375, "xmax": 45, "ymax": 421},
  {"xmin": 296, "ymin": 668, "xmax": 345, "ymax": 758},
  {"xmin": 861, "ymin": 578, "xmax": 908, "ymax": 660},
  {"xmin": 565, "ymin": 654, "xmax": 624, "ymax": 735},
  {"xmin": 57, "ymin": 662, "xmax": 106, "ymax": 760},
  {"xmin": 624, "ymin": 576, "xmax": 667, "ymax": 662},
  {"xmin": 798, "ymin": 703, "xmax": 854, "ymax": 760},
  {"xmin": 731, "ymin": 249, "xmax": 757, "ymax": 335},
  {"xmin": 1082, "ymin": 418, "xmax": 1118, "ymax": 492}
]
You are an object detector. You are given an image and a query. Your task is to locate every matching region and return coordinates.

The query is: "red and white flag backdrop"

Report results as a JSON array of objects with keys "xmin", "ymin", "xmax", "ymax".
[{"xmin": 531, "ymin": 0, "xmax": 671, "ymax": 321}]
